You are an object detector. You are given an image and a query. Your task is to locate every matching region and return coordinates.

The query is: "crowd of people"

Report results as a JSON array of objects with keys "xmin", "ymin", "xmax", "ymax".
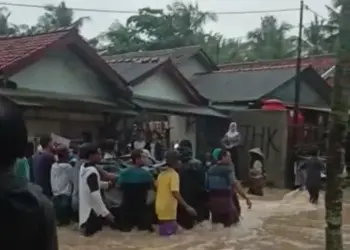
[
  {"xmin": 25, "ymin": 136, "xmax": 255, "ymax": 237},
  {"xmin": 0, "ymin": 94, "xmax": 269, "ymax": 250}
]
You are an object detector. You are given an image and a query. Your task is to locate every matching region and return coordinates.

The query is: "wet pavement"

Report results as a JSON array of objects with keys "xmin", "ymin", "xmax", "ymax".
[{"xmin": 59, "ymin": 189, "xmax": 350, "ymax": 250}]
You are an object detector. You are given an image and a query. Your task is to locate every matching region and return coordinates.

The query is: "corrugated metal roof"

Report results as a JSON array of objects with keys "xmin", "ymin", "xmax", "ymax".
[{"xmin": 133, "ymin": 95, "xmax": 228, "ymax": 118}]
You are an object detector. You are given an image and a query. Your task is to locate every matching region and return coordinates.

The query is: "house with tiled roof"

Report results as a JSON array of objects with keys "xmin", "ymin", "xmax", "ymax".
[
  {"xmin": 104, "ymin": 46, "xmax": 226, "ymax": 154},
  {"xmin": 191, "ymin": 53, "xmax": 334, "ymax": 113},
  {"xmin": 0, "ymin": 27, "xmax": 136, "ymax": 139},
  {"xmin": 192, "ymin": 66, "xmax": 331, "ymax": 111},
  {"xmin": 219, "ymin": 54, "xmax": 336, "ymax": 84}
]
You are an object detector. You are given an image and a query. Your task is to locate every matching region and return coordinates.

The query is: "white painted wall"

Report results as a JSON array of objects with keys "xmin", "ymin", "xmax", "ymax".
[
  {"xmin": 131, "ymin": 71, "xmax": 188, "ymax": 102},
  {"xmin": 11, "ymin": 48, "xmax": 113, "ymax": 100}
]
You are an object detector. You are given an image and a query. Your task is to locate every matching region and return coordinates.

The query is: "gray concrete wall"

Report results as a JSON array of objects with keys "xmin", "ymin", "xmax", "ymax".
[{"xmin": 230, "ymin": 110, "xmax": 288, "ymax": 188}]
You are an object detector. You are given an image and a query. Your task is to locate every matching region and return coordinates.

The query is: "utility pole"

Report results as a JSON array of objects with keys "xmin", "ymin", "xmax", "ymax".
[
  {"xmin": 293, "ymin": 0, "xmax": 304, "ymax": 125},
  {"xmin": 289, "ymin": 0, "xmax": 304, "ymax": 188}
]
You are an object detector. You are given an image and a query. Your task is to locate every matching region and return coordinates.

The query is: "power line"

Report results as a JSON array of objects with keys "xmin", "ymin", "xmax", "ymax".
[
  {"xmin": 304, "ymin": 5, "xmax": 329, "ymax": 21},
  {"xmin": 0, "ymin": 2, "xmax": 300, "ymax": 15}
]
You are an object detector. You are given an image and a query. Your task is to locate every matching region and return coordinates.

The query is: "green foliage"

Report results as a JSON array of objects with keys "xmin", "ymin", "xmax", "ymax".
[{"xmin": 0, "ymin": 0, "xmax": 343, "ymax": 63}]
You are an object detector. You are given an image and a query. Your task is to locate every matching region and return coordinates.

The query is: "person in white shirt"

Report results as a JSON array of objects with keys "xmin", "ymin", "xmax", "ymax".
[
  {"xmin": 50, "ymin": 145, "xmax": 73, "ymax": 225},
  {"xmin": 133, "ymin": 131, "xmax": 146, "ymax": 150},
  {"xmin": 102, "ymin": 139, "xmax": 117, "ymax": 161},
  {"xmin": 79, "ymin": 143, "xmax": 114, "ymax": 236}
]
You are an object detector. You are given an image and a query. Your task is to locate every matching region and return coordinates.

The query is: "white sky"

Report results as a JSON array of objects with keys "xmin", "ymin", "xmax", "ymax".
[{"xmin": 6, "ymin": 0, "xmax": 332, "ymax": 39}]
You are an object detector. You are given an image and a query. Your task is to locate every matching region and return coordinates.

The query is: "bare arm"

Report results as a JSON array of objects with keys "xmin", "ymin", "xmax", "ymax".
[
  {"xmin": 169, "ymin": 172, "xmax": 191, "ymax": 209},
  {"xmin": 229, "ymin": 169, "xmax": 251, "ymax": 208},
  {"xmin": 172, "ymin": 191, "xmax": 191, "ymax": 209}
]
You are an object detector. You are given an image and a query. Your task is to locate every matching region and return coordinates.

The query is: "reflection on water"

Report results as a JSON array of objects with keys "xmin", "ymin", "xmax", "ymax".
[{"xmin": 59, "ymin": 189, "xmax": 350, "ymax": 250}]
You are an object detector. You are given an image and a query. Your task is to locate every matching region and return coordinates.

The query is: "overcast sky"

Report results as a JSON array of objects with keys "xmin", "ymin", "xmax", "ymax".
[{"xmin": 6, "ymin": 0, "xmax": 333, "ymax": 39}]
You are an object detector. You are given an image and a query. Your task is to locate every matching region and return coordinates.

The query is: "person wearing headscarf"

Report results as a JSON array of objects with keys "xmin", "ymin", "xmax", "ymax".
[
  {"xmin": 222, "ymin": 122, "xmax": 241, "ymax": 180},
  {"xmin": 247, "ymin": 148, "xmax": 266, "ymax": 196},
  {"xmin": 212, "ymin": 147, "xmax": 241, "ymax": 217},
  {"xmin": 207, "ymin": 148, "xmax": 251, "ymax": 227},
  {"xmin": 176, "ymin": 139, "xmax": 208, "ymax": 229}
]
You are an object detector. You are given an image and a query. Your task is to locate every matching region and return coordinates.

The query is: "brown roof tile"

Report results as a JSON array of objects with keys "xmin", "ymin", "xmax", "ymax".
[
  {"xmin": 0, "ymin": 27, "xmax": 131, "ymax": 96},
  {"xmin": 0, "ymin": 27, "xmax": 72, "ymax": 74}
]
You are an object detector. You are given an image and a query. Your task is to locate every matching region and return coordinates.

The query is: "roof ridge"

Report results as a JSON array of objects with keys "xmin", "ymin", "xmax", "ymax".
[
  {"xmin": 106, "ymin": 44, "xmax": 201, "ymax": 58},
  {"xmin": 219, "ymin": 54, "xmax": 335, "ymax": 67},
  {"xmin": 106, "ymin": 56, "xmax": 168, "ymax": 64},
  {"xmin": 0, "ymin": 26, "xmax": 76, "ymax": 40},
  {"xmin": 216, "ymin": 64, "xmax": 310, "ymax": 73}
]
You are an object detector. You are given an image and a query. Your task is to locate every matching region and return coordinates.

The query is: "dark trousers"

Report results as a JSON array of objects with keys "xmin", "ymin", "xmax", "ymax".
[
  {"xmin": 81, "ymin": 211, "xmax": 104, "ymax": 237},
  {"xmin": 307, "ymin": 186, "xmax": 320, "ymax": 204},
  {"xmin": 117, "ymin": 203, "xmax": 154, "ymax": 232},
  {"xmin": 211, "ymin": 212, "xmax": 237, "ymax": 227},
  {"xmin": 52, "ymin": 195, "xmax": 72, "ymax": 226}
]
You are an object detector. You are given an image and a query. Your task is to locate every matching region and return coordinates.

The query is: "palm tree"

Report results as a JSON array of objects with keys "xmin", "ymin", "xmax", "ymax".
[
  {"xmin": 167, "ymin": 1, "xmax": 217, "ymax": 44},
  {"xmin": 303, "ymin": 15, "xmax": 328, "ymax": 55},
  {"xmin": 36, "ymin": 1, "xmax": 90, "ymax": 32},
  {"xmin": 0, "ymin": 7, "xmax": 25, "ymax": 35},
  {"xmin": 197, "ymin": 32, "xmax": 247, "ymax": 64},
  {"xmin": 98, "ymin": 20, "xmax": 145, "ymax": 54},
  {"xmin": 324, "ymin": 1, "xmax": 341, "ymax": 53},
  {"xmin": 246, "ymin": 16, "xmax": 294, "ymax": 60},
  {"xmin": 325, "ymin": 0, "xmax": 350, "ymax": 249}
]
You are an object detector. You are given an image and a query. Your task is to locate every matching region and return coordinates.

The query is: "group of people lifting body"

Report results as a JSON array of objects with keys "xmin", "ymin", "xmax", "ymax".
[
  {"xmin": 77, "ymin": 139, "xmax": 253, "ymax": 237},
  {"xmin": 0, "ymin": 101, "xmax": 266, "ymax": 250}
]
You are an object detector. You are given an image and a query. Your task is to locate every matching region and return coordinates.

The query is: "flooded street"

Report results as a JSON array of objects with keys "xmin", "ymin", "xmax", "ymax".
[{"xmin": 59, "ymin": 189, "xmax": 350, "ymax": 250}]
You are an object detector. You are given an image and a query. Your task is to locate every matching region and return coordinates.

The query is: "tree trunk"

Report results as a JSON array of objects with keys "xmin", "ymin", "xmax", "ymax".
[{"xmin": 325, "ymin": 1, "xmax": 350, "ymax": 250}]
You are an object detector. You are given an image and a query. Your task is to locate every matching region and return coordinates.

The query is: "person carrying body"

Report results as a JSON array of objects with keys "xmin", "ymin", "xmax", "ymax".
[
  {"xmin": 32, "ymin": 135, "xmax": 56, "ymax": 198},
  {"xmin": 51, "ymin": 145, "xmax": 73, "ymax": 225},
  {"xmin": 207, "ymin": 148, "xmax": 252, "ymax": 227},
  {"xmin": 79, "ymin": 143, "xmax": 114, "ymax": 236},
  {"xmin": 177, "ymin": 139, "xmax": 208, "ymax": 229},
  {"xmin": 155, "ymin": 150, "xmax": 197, "ymax": 236},
  {"xmin": 118, "ymin": 149, "xmax": 154, "ymax": 232}
]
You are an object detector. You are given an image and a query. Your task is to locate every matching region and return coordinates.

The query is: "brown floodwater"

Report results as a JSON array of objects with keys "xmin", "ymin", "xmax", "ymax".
[{"xmin": 58, "ymin": 189, "xmax": 350, "ymax": 250}]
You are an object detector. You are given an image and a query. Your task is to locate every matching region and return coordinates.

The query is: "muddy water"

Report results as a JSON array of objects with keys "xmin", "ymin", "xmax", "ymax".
[{"xmin": 59, "ymin": 189, "xmax": 350, "ymax": 250}]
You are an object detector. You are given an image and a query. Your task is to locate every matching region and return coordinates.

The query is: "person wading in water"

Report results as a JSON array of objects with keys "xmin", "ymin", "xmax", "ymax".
[
  {"xmin": 207, "ymin": 148, "xmax": 252, "ymax": 227},
  {"xmin": 155, "ymin": 150, "xmax": 197, "ymax": 236},
  {"xmin": 118, "ymin": 149, "xmax": 154, "ymax": 232},
  {"xmin": 300, "ymin": 147, "xmax": 325, "ymax": 204},
  {"xmin": 79, "ymin": 143, "xmax": 114, "ymax": 236},
  {"xmin": 247, "ymin": 148, "xmax": 266, "ymax": 196},
  {"xmin": 177, "ymin": 139, "xmax": 208, "ymax": 229}
]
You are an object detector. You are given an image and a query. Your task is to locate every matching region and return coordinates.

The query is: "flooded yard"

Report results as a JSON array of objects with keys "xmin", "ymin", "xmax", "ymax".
[{"xmin": 59, "ymin": 189, "xmax": 350, "ymax": 250}]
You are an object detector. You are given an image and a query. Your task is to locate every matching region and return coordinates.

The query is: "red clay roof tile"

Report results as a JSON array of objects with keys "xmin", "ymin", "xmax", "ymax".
[
  {"xmin": 0, "ymin": 27, "xmax": 131, "ymax": 95},
  {"xmin": 0, "ymin": 27, "xmax": 72, "ymax": 74}
]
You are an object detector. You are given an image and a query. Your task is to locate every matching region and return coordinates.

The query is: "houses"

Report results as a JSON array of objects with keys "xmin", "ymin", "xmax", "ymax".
[
  {"xmin": 192, "ymin": 65, "xmax": 331, "ymax": 113},
  {"xmin": 0, "ymin": 27, "xmax": 135, "ymax": 139},
  {"xmin": 0, "ymin": 30, "xmax": 226, "ymax": 152},
  {"xmin": 0, "ymin": 27, "xmax": 333, "ymax": 187},
  {"xmin": 104, "ymin": 46, "xmax": 225, "ymax": 154}
]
